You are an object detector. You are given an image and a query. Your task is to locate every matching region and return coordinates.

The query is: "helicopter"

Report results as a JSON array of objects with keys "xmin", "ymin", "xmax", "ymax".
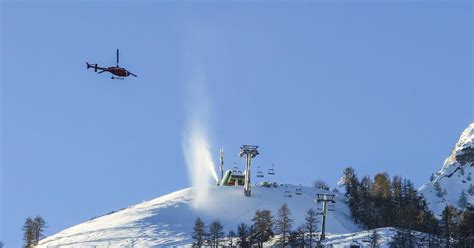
[{"xmin": 86, "ymin": 49, "xmax": 137, "ymax": 79}]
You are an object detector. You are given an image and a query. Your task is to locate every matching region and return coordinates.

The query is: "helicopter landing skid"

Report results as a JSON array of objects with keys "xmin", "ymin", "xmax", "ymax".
[{"xmin": 111, "ymin": 76, "xmax": 124, "ymax": 80}]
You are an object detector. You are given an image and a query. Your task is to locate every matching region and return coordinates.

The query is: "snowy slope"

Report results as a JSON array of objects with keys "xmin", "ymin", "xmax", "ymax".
[
  {"xmin": 320, "ymin": 227, "xmax": 435, "ymax": 248},
  {"xmin": 322, "ymin": 228, "xmax": 395, "ymax": 247},
  {"xmin": 38, "ymin": 184, "xmax": 360, "ymax": 247},
  {"xmin": 419, "ymin": 122, "xmax": 474, "ymax": 216}
]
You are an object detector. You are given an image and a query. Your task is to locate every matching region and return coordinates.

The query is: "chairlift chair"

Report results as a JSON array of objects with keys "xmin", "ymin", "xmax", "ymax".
[
  {"xmin": 295, "ymin": 184, "xmax": 303, "ymax": 195},
  {"xmin": 257, "ymin": 166, "xmax": 264, "ymax": 178},
  {"xmin": 267, "ymin": 164, "xmax": 275, "ymax": 175}
]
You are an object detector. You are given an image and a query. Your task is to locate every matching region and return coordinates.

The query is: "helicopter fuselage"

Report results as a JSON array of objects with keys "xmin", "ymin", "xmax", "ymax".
[{"xmin": 106, "ymin": 66, "xmax": 129, "ymax": 77}]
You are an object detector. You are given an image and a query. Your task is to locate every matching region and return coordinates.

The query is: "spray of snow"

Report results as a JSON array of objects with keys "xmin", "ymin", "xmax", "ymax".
[{"xmin": 182, "ymin": 72, "xmax": 219, "ymax": 208}]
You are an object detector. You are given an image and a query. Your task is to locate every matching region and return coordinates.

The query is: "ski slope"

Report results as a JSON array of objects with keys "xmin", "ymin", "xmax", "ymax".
[{"xmin": 38, "ymin": 184, "xmax": 360, "ymax": 247}]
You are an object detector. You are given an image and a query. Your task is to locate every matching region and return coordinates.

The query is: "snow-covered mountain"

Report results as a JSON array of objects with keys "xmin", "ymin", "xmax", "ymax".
[
  {"xmin": 38, "ymin": 124, "xmax": 474, "ymax": 247},
  {"xmin": 38, "ymin": 184, "xmax": 360, "ymax": 247},
  {"xmin": 419, "ymin": 122, "xmax": 474, "ymax": 217}
]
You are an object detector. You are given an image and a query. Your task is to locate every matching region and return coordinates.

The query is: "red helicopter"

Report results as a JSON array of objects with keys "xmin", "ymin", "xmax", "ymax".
[{"xmin": 86, "ymin": 49, "xmax": 137, "ymax": 79}]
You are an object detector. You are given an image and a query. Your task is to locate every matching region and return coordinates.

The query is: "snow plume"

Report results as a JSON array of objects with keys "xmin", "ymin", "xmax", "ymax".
[{"xmin": 182, "ymin": 72, "xmax": 219, "ymax": 209}]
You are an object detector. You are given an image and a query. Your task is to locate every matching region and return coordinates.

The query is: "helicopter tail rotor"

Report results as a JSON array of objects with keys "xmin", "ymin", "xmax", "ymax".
[
  {"xmin": 86, "ymin": 62, "xmax": 98, "ymax": 72},
  {"xmin": 116, "ymin": 49, "xmax": 119, "ymax": 66}
]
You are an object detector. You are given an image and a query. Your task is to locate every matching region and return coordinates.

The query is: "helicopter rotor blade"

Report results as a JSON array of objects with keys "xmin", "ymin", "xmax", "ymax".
[{"xmin": 116, "ymin": 49, "xmax": 119, "ymax": 66}]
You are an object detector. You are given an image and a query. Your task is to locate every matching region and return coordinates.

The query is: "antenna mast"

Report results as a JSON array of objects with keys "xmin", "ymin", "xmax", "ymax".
[{"xmin": 220, "ymin": 148, "xmax": 225, "ymax": 183}]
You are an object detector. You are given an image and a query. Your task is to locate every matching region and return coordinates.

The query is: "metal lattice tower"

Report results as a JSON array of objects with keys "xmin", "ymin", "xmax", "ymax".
[
  {"xmin": 239, "ymin": 145, "xmax": 259, "ymax": 197},
  {"xmin": 315, "ymin": 193, "xmax": 336, "ymax": 241}
]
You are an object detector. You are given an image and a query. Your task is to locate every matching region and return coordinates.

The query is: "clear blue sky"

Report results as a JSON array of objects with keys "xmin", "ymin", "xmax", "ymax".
[{"xmin": 1, "ymin": 1, "xmax": 472, "ymax": 246}]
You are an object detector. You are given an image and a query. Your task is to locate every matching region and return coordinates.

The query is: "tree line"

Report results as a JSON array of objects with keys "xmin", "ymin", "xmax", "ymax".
[
  {"xmin": 193, "ymin": 203, "xmax": 321, "ymax": 247},
  {"xmin": 192, "ymin": 165, "xmax": 473, "ymax": 247},
  {"xmin": 340, "ymin": 166, "xmax": 474, "ymax": 247}
]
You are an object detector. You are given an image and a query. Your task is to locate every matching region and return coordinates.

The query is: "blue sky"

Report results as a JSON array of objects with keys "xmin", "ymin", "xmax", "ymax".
[{"xmin": 1, "ymin": 1, "xmax": 472, "ymax": 246}]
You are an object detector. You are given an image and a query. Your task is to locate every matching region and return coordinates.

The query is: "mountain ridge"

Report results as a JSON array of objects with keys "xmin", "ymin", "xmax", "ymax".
[{"xmin": 419, "ymin": 122, "xmax": 474, "ymax": 216}]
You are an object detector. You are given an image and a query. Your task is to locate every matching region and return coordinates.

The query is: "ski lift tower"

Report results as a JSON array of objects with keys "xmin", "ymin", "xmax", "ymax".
[
  {"xmin": 315, "ymin": 193, "xmax": 336, "ymax": 241},
  {"xmin": 239, "ymin": 145, "xmax": 259, "ymax": 197}
]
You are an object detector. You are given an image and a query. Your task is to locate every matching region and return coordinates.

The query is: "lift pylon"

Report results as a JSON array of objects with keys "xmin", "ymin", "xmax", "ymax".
[
  {"xmin": 239, "ymin": 145, "xmax": 259, "ymax": 197},
  {"xmin": 315, "ymin": 193, "xmax": 336, "ymax": 241}
]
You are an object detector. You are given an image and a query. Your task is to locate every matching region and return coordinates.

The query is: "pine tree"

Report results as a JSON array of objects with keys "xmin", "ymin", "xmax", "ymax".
[
  {"xmin": 251, "ymin": 209, "xmax": 274, "ymax": 247},
  {"xmin": 417, "ymin": 209, "xmax": 440, "ymax": 247},
  {"xmin": 372, "ymin": 173, "xmax": 391, "ymax": 198},
  {"xmin": 192, "ymin": 218, "xmax": 206, "ymax": 247},
  {"xmin": 23, "ymin": 217, "xmax": 35, "ymax": 248},
  {"xmin": 458, "ymin": 209, "xmax": 474, "ymax": 247},
  {"xmin": 359, "ymin": 176, "xmax": 374, "ymax": 228},
  {"xmin": 458, "ymin": 190, "xmax": 468, "ymax": 208},
  {"xmin": 468, "ymin": 184, "xmax": 474, "ymax": 195},
  {"xmin": 341, "ymin": 167, "xmax": 358, "ymax": 195},
  {"xmin": 341, "ymin": 167, "xmax": 361, "ymax": 223},
  {"xmin": 440, "ymin": 205, "xmax": 461, "ymax": 247},
  {"xmin": 390, "ymin": 228, "xmax": 415, "ymax": 248},
  {"xmin": 208, "ymin": 219, "xmax": 224, "ymax": 248},
  {"xmin": 434, "ymin": 181, "xmax": 444, "ymax": 197},
  {"xmin": 22, "ymin": 216, "xmax": 47, "ymax": 248},
  {"xmin": 276, "ymin": 203, "xmax": 293, "ymax": 245},
  {"xmin": 33, "ymin": 216, "xmax": 46, "ymax": 245},
  {"xmin": 237, "ymin": 223, "xmax": 249, "ymax": 248},
  {"xmin": 252, "ymin": 209, "xmax": 274, "ymax": 233},
  {"xmin": 390, "ymin": 176, "xmax": 403, "ymax": 227},
  {"xmin": 228, "ymin": 230, "xmax": 236, "ymax": 247},
  {"xmin": 369, "ymin": 229, "xmax": 381, "ymax": 248},
  {"xmin": 373, "ymin": 173, "xmax": 393, "ymax": 227},
  {"xmin": 304, "ymin": 208, "xmax": 318, "ymax": 247},
  {"xmin": 399, "ymin": 179, "xmax": 419, "ymax": 232}
]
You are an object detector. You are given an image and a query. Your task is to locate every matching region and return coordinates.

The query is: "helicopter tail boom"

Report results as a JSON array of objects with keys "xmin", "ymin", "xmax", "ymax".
[{"xmin": 86, "ymin": 62, "xmax": 107, "ymax": 73}]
